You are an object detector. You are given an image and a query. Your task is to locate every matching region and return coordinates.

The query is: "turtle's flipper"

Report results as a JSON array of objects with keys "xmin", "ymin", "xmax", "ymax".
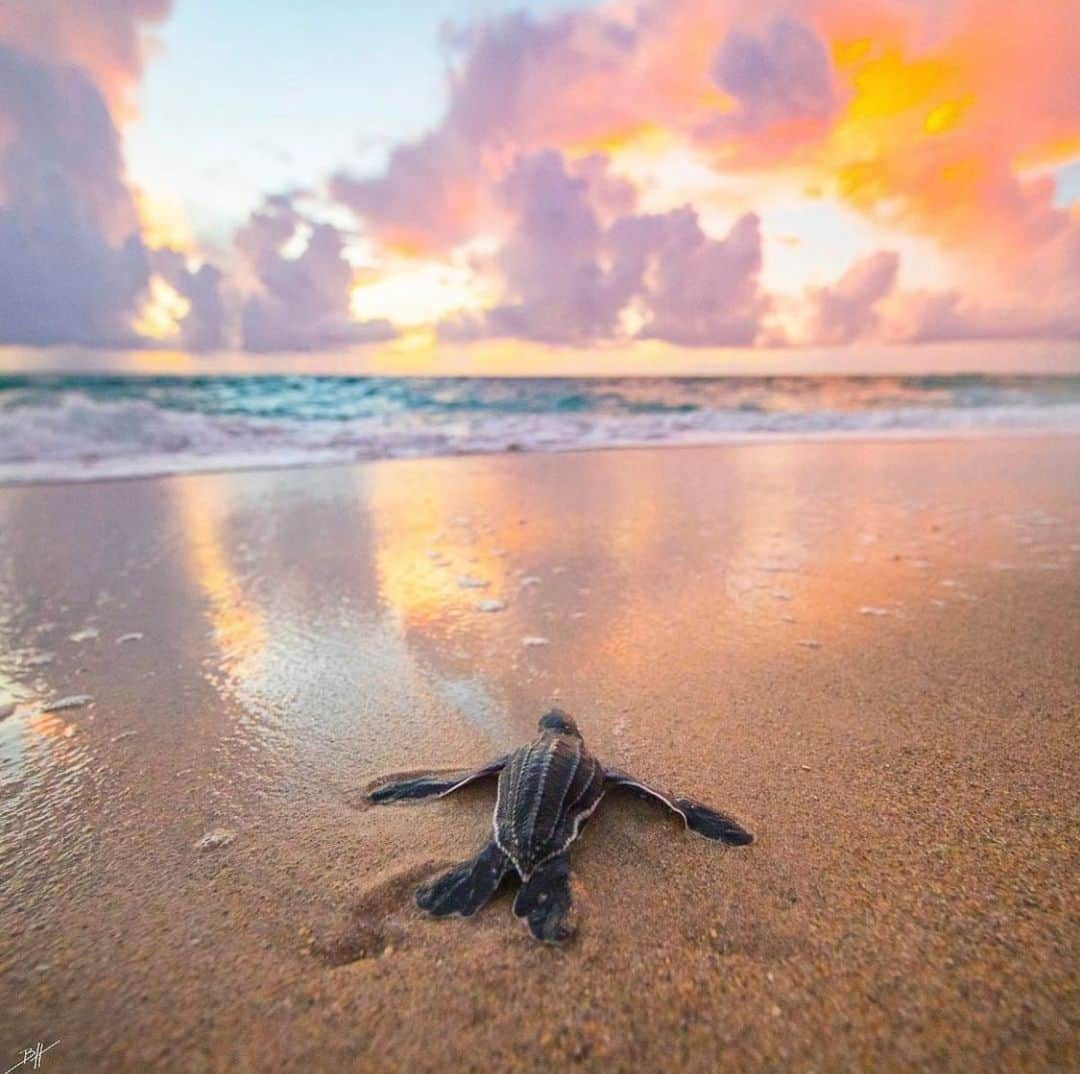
[
  {"xmin": 513, "ymin": 852, "xmax": 573, "ymax": 943},
  {"xmin": 415, "ymin": 841, "xmax": 510, "ymax": 918},
  {"xmin": 671, "ymin": 797, "xmax": 754, "ymax": 844},
  {"xmin": 369, "ymin": 755, "xmax": 507, "ymax": 803},
  {"xmin": 605, "ymin": 768, "xmax": 753, "ymax": 845}
]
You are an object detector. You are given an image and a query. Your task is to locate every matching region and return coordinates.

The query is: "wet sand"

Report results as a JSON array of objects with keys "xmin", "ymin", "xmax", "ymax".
[{"xmin": 1, "ymin": 437, "xmax": 1078, "ymax": 1073}]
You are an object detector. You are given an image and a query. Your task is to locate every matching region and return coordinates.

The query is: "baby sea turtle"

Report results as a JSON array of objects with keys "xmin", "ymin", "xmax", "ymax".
[{"xmin": 368, "ymin": 709, "xmax": 753, "ymax": 942}]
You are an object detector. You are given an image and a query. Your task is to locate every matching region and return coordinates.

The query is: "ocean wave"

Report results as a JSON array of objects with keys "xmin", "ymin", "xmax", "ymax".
[{"xmin": 1, "ymin": 386, "xmax": 1079, "ymax": 484}]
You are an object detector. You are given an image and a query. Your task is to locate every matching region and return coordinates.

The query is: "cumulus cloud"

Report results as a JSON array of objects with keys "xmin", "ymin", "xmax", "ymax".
[
  {"xmin": 614, "ymin": 209, "xmax": 767, "ymax": 346},
  {"xmin": 0, "ymin": 0, "xmax": 227, "ymax": 350},
  {"xmin": 0, "ymin": 45, "xmax": 149, "ymax": 346},
  {"xmin": 708, "ymin": 15, "xmax": 837, "ymax": 142},
  {"xmin": 330, "ymin": 9, "xmax": 640, "ymax": 255},
  {"xmin": 236, "ymin": 196, "xmax": 395, "ymax": 352},
  {"xmin": 332, "ymin": 0, "xmax": 1080, "ymax": 346},
  {"xmin": 328, "ymin": 132, "xmax": 480, "ymax": 256},
  {"xmin": 5, "ymin": 0, "xmax": 1080, "ymax": 350},
  {"xmin": 151, "ymin": 248, "xmax": 226, "ymax": 351},
  {"xmin": 482, "ymin": 151, "xmax": 622, "ymax": 343},
  {"xmin": 328, "ymin": 4, "xmax": 837, "ymax": 254},
  {"xmin": 440, "ymin": 149, "xmax": 768, "ymax": 346},
  {"xmin": 885, "ymin": 289, "xmax": 1080, "ymax": 343},
  {"xmin": 0, "ymin": 0, "xmax": 173, "ymax": 119},
  {"xmin": 802, "ymin": 250, "xmax": 899, "ymax": 345}
]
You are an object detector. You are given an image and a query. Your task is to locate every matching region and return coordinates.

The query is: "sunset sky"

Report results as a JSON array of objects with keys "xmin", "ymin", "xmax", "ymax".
[{"xmin": 1, "ymin": 0, "xmax": 1078, "ymax": 359}]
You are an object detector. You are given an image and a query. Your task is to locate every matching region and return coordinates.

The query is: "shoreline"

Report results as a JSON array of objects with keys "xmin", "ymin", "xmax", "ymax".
[{"xmin": 2, "ymin": 422, "xmax": 1079, "ymax": 488}]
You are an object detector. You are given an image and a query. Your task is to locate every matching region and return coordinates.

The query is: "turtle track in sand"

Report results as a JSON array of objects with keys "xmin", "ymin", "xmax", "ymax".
[{"xmin": 310, "ymin": 862, "xmax": 438, "ymax": 965}]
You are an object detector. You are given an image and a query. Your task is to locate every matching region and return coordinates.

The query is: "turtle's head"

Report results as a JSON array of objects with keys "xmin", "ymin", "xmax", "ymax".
[{"xmin": 538, "ymin": 708, "xmax": 580, "ymax": 738}]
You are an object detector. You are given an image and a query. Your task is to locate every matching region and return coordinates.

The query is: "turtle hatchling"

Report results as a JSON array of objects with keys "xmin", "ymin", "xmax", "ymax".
[{"xmin": 368, "ymin": 709, "xmax": 753, "ymax": 942}]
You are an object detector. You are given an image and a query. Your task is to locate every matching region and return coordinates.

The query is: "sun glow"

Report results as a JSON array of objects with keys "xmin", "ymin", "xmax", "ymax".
[
  {"xmin": 133, "ymin": 275, "xmax": 190, "ymax": 342},
  {"xmin": 134, "ymin": 187, "xmax": 191, "ymax": 250},
  {"xmin": 349, "ymin": 260, "xmax": 491, "ymax": 327}
]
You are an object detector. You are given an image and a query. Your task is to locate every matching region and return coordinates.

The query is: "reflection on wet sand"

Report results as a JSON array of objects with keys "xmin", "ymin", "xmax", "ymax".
[
  {"xmin": 0, "ymin": 439, "xmax": 1053, "ymax": 812},
  {"xmin": 174, "ymin": 474, "xmax": 268, "ymax": 687},
  {"xmin": 160, "ymin": 443, "xmax": 1063, "ymax": 770}
]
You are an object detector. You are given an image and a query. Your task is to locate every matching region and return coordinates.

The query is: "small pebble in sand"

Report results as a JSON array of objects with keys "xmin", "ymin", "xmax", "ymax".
[
  {"xmin": 42, "ymin": 695, "xmax": 93, "ymax": 713},
  {"xmin": 520, "ymin": 576, "xmax": 542, "ymax": 587},
  {"xmin": 194, "ymin": 828, "xmax": 237, "ymax": 852},
  {"xmin": 930, "ymin": 598, "xmax": 947, "ymax": 607},
  {"xmin": 796, "ymin": 639, "xmax": 822, "ymax": 649},
  {"xmin": 474, "ymin": 599, "xmax": 506, "ymax": 613},
  {"xmin": 859, "ymin": 606, "xmax": 890, "ymax": 617},
  {"xmin": 522, "ymin": 636, "xmax": 551, "ymax": 647},
  {"xmin": 457, "ymin": 575, "xmax": 489, "ymax": 589},
  {"xmin": 551, "ymin": 566, "xmax": 568, "ymax": 575},
  {"xmin": 780, "ymin": 614, "xmax": 797, "ymax": 623},
  {"xmin": 68, "ymin": 627, "xmax": 100, "ymax": 642},
  {"xmin": 772, "ymin": 590, "xmax": 793, "ymax": 601},
  {"xmin": 116, "ymin": 633, "xmax": 144, "ymax": 644},
  {"xmin": 941, "ymin": 578, "xmax": 958, "ymax": 588},
  {"xmin": 23, "ymin": 652, "xmax": 55, "ymax": 667},
  {"xmin": 111, "ymin": 730, "xmax": 139, "ymax": 742},
  {"xmin": 570, "ymin": 611, "xmax": 586, "ymax": 619}
]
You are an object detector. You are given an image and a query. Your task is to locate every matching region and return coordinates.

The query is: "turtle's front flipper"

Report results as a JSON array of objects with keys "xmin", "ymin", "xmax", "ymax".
[
  {"xmin": 415, "ymin": 841, "xmax": 510, "ymax": 917},
  {"xmin": 368, "ymin": 755, "xmax": 508, "ymax": 803},
  {"xmin": 605, "ymin": 768, "xmax": 753, "ymax": 845},
  {"xmin": 671, "ymin": 797, "xmax": 754, "ymax": 844},
  {"xmin": 513, "ymin": 852, "xmax": 573, "ymax": 943}
]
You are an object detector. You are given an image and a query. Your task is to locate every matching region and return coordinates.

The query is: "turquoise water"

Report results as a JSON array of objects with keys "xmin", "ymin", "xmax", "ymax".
[{"xmin": 1, "ymin": 373, "xmax": 1078, "ymax": 482}]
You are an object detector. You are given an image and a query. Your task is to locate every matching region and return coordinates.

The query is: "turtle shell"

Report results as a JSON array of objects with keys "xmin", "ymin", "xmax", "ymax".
[{"xmin": 493, "ymin": 730, "xmax": 605, "ymax": 877}]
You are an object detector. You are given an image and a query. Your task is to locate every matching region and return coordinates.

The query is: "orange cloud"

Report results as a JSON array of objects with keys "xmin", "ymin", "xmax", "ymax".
[
  {"xmin": 0, "ymin": 0, "xmax": 171, "ymax": 122},
  {"xmin": 813, "ymin": 0, "xmax": 1080, "ymax": 253}
]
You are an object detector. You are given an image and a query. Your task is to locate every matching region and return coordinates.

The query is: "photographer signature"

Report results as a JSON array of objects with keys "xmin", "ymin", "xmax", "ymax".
[{"xmin": 4, "ymin": 1042, "xmax": 59, "ymax": 1074}]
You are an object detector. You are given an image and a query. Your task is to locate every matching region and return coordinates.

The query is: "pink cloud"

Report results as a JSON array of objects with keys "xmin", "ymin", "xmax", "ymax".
[
  {"xmin": 0, "ymin": 45, "xmax": 149, "ymax": 346},
  {"xmin": 4, "ymin": 0, "xmax": 1079, "ymax": 350},
  {"xmin": 441, "ymin": 149, "xmax": 769, "ymax": 346},
  {"xmin": 0, "ymin": 0, "xmax": 172, "ymax": 119},
  {"xmin": 152, "ymin": 248, "xmax": 226, "ymax": 352},
  {"xmin": 330, "ymin": 0, "xmax": 1080, "ymax": 345},
  {"xmin": 620, "ymin": 209, "xmax": 768, "ymax": 346},
  {"xmin": 329, "ymin": 8, "xmax": 643, "ymax": 255},
  {"xmin": 0, "ymin": 0, "xmax": 225, "ymax": 349},
  {"xmin": 705, "ymin": 13, "xmax": 839, "ymax": 151},
  {"xmin": 237, "ymin": 195, "xmax": 395, "ymax": 352},
  {"xmin": 803, "ymin": 250, "xmax": 899, "ymax": 345}
]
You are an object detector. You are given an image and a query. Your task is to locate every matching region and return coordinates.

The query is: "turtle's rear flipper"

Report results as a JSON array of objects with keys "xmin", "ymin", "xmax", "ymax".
[
  {"xmin": 513, "ymin": 852, "xmax": 573, "ymax": 943},
  {"xmin": 415, "ymin": 841, "xmax": 510, "ymax": 918}
]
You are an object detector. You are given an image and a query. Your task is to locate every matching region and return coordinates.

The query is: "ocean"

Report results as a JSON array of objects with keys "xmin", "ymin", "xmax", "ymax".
[{"xmin": 1, "ymin": 372, "xmax": 1079, "ymax": 483}]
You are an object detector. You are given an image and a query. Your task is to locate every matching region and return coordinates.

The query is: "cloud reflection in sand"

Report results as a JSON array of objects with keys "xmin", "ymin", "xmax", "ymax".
[{"xmin": 158, "ymin": 443, "xmax": 1061, "ymax": 791}]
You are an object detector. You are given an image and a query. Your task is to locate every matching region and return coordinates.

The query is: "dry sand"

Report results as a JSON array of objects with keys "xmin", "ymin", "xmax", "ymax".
[{"xmin": 1, "ymin": 436, "xmax": 1078, "ymax": 1073}]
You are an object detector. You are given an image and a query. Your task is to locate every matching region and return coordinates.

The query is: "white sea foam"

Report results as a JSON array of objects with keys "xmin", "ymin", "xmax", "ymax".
[{"xmin": 0, "ymin": 386, "xmax": 1078, "ymax": 484}]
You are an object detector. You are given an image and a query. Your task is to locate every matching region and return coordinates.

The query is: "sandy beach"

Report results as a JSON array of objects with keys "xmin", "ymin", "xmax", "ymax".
[{"xmin": 1, "ymin": 435, "xmax": 1077, "ymax": 1073}]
